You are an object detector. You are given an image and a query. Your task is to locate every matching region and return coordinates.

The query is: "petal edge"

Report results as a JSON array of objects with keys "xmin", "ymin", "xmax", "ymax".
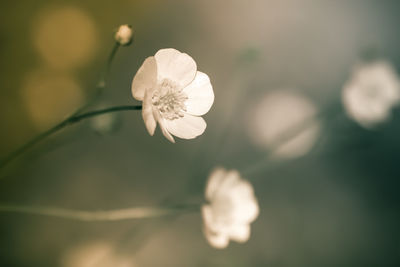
[
  {"xmin": 155, "ymin": 48, "xmax": 197, "ymax": 88},
  {"xmin": 183, "ymin": 71, "xmax": 214, "ymax": 116},
  {"xmin": 164, "ymin": 114, "xmax": 206, "ymax": 140},
  {"xmin": 131, "ymin": 56, "xmax": 157, "ymax": 101}
]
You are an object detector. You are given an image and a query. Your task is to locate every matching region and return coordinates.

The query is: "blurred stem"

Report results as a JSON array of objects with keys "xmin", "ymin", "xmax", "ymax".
[
  {"xmin": 0, "ymin": 105, "xmax": 142, "ymax": 169},
  {"xmin": 0, "ymin": 203, "xmax": 199, "ymax": 221}
]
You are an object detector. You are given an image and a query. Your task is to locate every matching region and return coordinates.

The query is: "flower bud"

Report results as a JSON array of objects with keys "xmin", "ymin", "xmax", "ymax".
[{"xmin": 114, "ymin": 24, "xmax": 133, "ymax": 45}]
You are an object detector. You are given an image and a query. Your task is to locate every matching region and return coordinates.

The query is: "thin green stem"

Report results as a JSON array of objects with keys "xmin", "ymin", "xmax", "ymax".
[
  {"xmin": 0, "ymin": 203, "xmax": 199, "ymax": 221},
  {"xmin": 106, "ymin": 42, "xmax": 121, "ymax": 77},
  {"xmin": 78, "ymin": 42, "xmax": 121, "ymax": 115},
  {"xmin": 69, "ymin": 105, "xmax": 142, "ymax": 123},
  {"xmin": 0, "ymin": 105, "xmax": 142, "ymax": 169}
]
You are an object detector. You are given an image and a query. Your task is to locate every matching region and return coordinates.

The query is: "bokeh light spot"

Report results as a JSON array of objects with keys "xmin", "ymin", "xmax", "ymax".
[
  {"xmin": 61, "ymin": 242, "xmax": 134, "ymax": 267},
  {"xmin": 21, "ymin": 69, "xmax": 84, "ymax": 131},
  {"xmin": 32, "ymin": 6, "xmax": 98, "ymax": 70}
]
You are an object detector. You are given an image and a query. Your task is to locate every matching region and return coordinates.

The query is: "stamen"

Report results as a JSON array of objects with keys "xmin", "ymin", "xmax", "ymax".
[{"xmin": 152, "ymin": 79, "xmax": 188, "ymax": 120}]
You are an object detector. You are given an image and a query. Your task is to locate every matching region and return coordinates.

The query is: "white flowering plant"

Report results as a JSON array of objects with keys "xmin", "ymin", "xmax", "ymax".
[{"xmin": 0, "ymin": 10, "xmax": 400, "ymax": 266}]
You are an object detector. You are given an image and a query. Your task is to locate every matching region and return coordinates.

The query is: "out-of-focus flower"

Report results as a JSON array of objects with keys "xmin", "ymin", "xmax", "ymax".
[
  {"xmin": 342, "ymin": 60, "xmax": 400, "ymax": 128},
  {"xmin": 131, "ymin": 48, "xmax": 214, "ymax": 142},
  {"xmin": 246, "ymin": 90, "xmax": 320, "ymax": 159},
  {"xmin": 115, "ymin": 24, "xmax": 133, "ymax": 46},
  {"xmin": 202, "ymin": 167, "xmax": 259, "ymax": 249}
]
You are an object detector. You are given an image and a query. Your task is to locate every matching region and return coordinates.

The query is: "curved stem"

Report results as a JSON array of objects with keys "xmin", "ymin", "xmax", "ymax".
[
  {"xmin": 78, "ymin": 42, "xmax": 121, "ymax": 114},
  {"xmin": 0, "ymin": 105, "xmax": 142, "ymax": 169},
  {"xmin": 0, "ymin": 203, "xmax": 199, "ymax": 221},
  {"xmin": 69, "ymin": 105, "xmax": 142, "ymax": 123}
]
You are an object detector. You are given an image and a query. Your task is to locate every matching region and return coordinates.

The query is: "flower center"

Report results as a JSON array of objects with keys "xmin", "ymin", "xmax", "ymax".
[
  {"xmin": 152, "ymin": 79, "xmax": 188, "ymax": 120},
  {"xmin": 364, "ymin": 84, "xmax": 380, "ymax": 99}
]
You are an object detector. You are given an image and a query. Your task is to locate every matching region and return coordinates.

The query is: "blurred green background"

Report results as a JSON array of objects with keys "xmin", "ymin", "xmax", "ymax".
[{"xmin": 1, "ymin": 0, "xmax": 400, "ymax": 266}]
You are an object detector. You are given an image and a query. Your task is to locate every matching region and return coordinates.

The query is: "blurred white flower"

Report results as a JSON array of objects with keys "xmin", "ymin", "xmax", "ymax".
[
  {"xmin": 115, "ymin": 24, "xmax": 133, "ymax": 45},
  {"xmin": 342, "ymin": 60, "xmax": 400, "ymax": 128},
  {"xmin": 131, "ymin": 48, "xmax": 214, "ymax": 142},
  {"xmin": 246, "ymin": 90, "xmax": 320, "ymax": 159},
  {"xmin": 202, "ymin": 167, "xmax": 259, "ymax": 249}
]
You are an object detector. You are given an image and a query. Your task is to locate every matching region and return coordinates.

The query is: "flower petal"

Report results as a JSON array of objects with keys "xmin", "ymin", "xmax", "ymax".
[
  {"xmin": 131, "ymin": 57, "xmax": 157, "ymax": 101},
  {"xmin": 164, "ymin": 114, "xmax": 206, "ymax": 140},
  {"xmin": 232, "ymin": 194, "xmax": 259, "ymax": 224},
  {"xmin": 183, "ymin": 71, "xmax": 214, "ymax": 116},
  {"xmin": 201, "ymin": 205, "xmax": 213, "ymax": 227},
  {"xmin": 217, "ymin": 170, "xmax": 241, "ymax": 195},
  {"xmin": 142, "ymin": 90, "xmax": 156, "ymax": 136},
  {"xmin": 204, "ymin": 228, "xmax": 230, "ymax": 249},
  {"xmin": 154, "ymin": 111, "xmax": 175, "ymax": 143},
  {"xmin": 202, "ymin": 206, "xmax": 229, "ymax": 249},
  {"xmin": 229, "ymin": 224, "xmax": 251, "ymax": 243},
  {"xmin": 205, "ymin": 167, "xmax": 227, "ymax": 201},
  {"xmin": 155, "ymin": 48, "xmax": 197, "ymax": 88}
]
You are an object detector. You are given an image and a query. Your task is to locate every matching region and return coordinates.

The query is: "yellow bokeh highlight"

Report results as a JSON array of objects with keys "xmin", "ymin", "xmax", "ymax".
[
  {"xmin": 21, "ymin": 69, "xmax": 84, "ymax": 131},
  {"xmin": 61, "ymin": 242, "xmax": 135, "ymax": 267},
  {"xmin": 33, "ymin": 6, "xmax": 98, "ymax": 70}
]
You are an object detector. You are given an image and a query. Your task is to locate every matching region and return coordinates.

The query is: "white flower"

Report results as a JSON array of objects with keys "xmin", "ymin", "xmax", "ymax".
[
  {"xmin": 202, "ymin": 167, "xmax": 259, "ymax": 249},
  {"xmin": 342, "ymin": 60, "xmax": 400, "ymax": 128},
  {"xmin": 131, "ymin": 48, "xmax": 214, "ymax": 142},
  {"xmin": 115, "ymin": 24, "xmax": 133, "ymax": 45}
]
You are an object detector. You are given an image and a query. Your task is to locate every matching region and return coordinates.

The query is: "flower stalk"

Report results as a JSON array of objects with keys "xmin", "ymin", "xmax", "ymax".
[
  {"xmin": 81, "ymin": 42, "xmax": 121, "ymax": 112},
  {"xmin": 97, "ymin": 42, "xmax": 121, "ymax": 89}
]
